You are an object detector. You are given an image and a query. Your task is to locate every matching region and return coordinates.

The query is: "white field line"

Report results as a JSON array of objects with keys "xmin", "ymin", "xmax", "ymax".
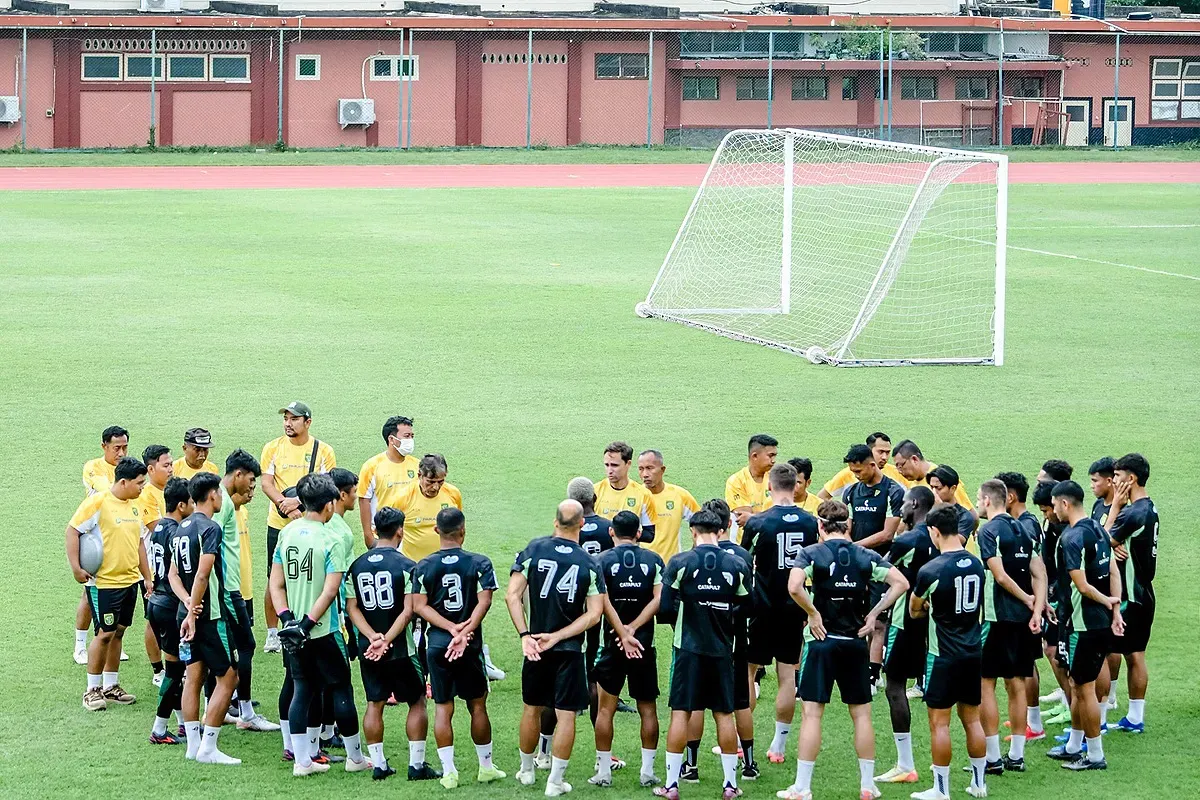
[
  {"xmin": 1006, "ymin": 243, "xmax": 1200, "ymax": 282},
  {"xmin": 1010, "ymin": 223, "xmax": 1200, "ymax": 231}
]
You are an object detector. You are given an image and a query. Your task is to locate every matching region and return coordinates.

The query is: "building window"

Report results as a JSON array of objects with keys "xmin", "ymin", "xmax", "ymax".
[
  {"xmin": 774, "ymin": 32, "xmax": 803, "ymax": 55},
  {"xmin": 370, "ymin": 56, "xmax": 419, "ymax": 81},
  {"xmin": 595, "ymin": 53, "xmax": 648, "ymax": 80},
  {"xmin": 167, "ymin": 54, "xmax": 207, "ymax": 81},
  {"xmin": 842, "ymin": 76, "xmax": 857, "ymax": 100},
  {"xmin": 296, "ymin": 55, "xmax": 320, "ymax": 81},
  {"xmin": 875, "ymin": 79, "xmax": 889, "ymax": 100},
  {"xmin": 792, "ymin": 75, "xmax": 828, "ymax": 100},
  {"xmin": 82, "ymin": 53, "xmax": 121, "ymax": 81},
  {"xmin": 682, "ymin": 76, "xmax": 719, "ymax": 101},
  {"xmin": 125, "ymin": 54, "xmax": 164, "ymax": 81},
  {"xmin": 901, "ymin": 76, "xmax": 938, "ymax": 100},
  {"xmin": 743, "ymin": 32, "xmax": 770, "ymax": 54},
  {"xmin": 211, "ymin": 54, "xmax": 249, "ymax": 82},
  {"xmin": 955, "ymin": 76, "xmax": 990, "ymax": 100},
  {"xmin": 1007, "ymin": 76, "xmax": 1044, "ymax": 99},
  {"xmin": 736, "ymin": 75, "xmax": 770, "ymax": 100},
  {"xmin": 924, "ymin": 32, "xmax": 988, "ymax": 55},
  {"xmin": 1151, "ymin": 58, "xmax": 1200, "ymax": 121},
  {"xmin": 680, "ymin": 31, "xmax": 805, "ymax": 58}
]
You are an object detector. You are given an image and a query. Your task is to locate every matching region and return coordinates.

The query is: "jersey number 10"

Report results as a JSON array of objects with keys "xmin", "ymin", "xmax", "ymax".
[{"xmin": 954, "ymin": 574, "xmax": 981, "ymax": 614}]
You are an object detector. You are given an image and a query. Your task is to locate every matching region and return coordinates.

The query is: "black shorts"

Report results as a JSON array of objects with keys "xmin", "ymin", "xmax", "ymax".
[
  {"xmin": 923, "ymin": 653, "xmax": 982, "ymax": 709},
  {"xmin": 669, "ymin": 649, "xmax": 735, "ymax": 713},
  {"xmin": 266, "ymin": 526, "xmax": 282, "ymax": 567},
  {"xmin": 226, "ymin": 592, "xmax": 256, "ymax": 658},
  {"xmin": 1114, "ymin": 601, "xmax": 1153, "ymax": 654},
  {"xmin": 869, "ymin": 582, "xmax": 889, "ymax": 616},
  {"xmin": 1041, "ymin": 614, "xmax": 1059, "ymax": 651},
  {"xmin": 732, "ymin": 652, "xmax": 751, "ymax": 711},
  {"xmin": 361, "ymin": 652, "xmax": 426, "ymax": 703},
  {"xmin": 286, "ymin": 631, "xmax": 351, "ymax": 689},
  {"xmin": 147, "ymin": 599, "xmax": 181, "ymax": 657},
  {"xmin": 522, "ymin": 649, "xmax": 589, "ymax": 711},
  {"xmin": 428, "ymin": 646, "xmax": 489, "ymax": 704},
  {"xmin": 746, "ymin": 609, "xmax": 805, "ymax": 666},
  {"xmin": 187, "ymin": 617, "xmax": 235, "ymax": 677},
  {"xmin": 87, "ymin": 584, "xmax": 138, "ymax": 633},
  {"xmin": 592, "ymin": 646, "xmax": 659, "ymax": 703},
  {"xmin": 799, "ymin": 636, "xmax": 871, "ymax": 706},
  {"xmin": 1066, "ymin": 629, "xmax": 1111, "ymax": 685},
  {"xmin": 884, "ymin": 621, "xmax": 928, "ymax": 680},
  {"xmin": 981, "ymin": 621, "xmax": 1037, "ymax": 679}
]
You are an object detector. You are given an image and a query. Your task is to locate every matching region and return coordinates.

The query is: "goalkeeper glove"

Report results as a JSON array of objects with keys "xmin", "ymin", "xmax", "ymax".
[{"xmin": 278, "ymin": 616, "xmax": 314, "ymax": 655}]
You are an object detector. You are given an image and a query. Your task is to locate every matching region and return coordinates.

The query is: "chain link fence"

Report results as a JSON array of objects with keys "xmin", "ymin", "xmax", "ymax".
[{"xmin": 0, "ymin": 22, "xmax": 1197, "ymax": 152}]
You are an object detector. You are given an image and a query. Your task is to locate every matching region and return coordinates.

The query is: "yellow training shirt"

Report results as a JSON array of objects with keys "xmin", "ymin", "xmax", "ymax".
[
  {"xmin": 236, "ymin": 504, "xmax": 253, "ymax": 595},
  {"xmin": 594, "ymin": 480, "xmax": 656, "ymax": 527},
  {"xmin": 357, "ymin": 451, "xmax": 422, "ymax": 518},
  {"xmin": 796, "ymin": 492, "xmax": 822, "ymax": 515},
  {"xmin": 396, "ymin": 481, "xmax": 463, "ymax": 562},
  {"xmin": 646, "ymin": 483, "xmax": 700, "ymax": 562},
  {"xmin": 70, "ymin": 492, "xmax": 146, "ymax": 588},
  {"xmin": 138, "ymin": 482, "xmax": 166, "ymax": 528},
  {"xmin": 82, "ymin": 458, "xmax": 116, "ymax": 496},
  {"xmin": 725, "ymin": 467, "xmax": 774, "ymax": 515},
  {"xmin": 822, "ymin": 463, "xmax": 910, "ymax": 496},
  {"xmin": 173, "ymin": 458, "xmax": 219, "ymax": 481},
  {"xmin": 907, "ymin": 463, "xmax": 976, "ymax": 511},
  {"xmin": 261, "ymin": 436, "xmax": 337, "ymax": 528}
]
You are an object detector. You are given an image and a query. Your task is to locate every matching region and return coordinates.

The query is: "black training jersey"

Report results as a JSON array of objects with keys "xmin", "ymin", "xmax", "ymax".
[
  {"xmin": 951, "ymin": 503, "xmax": 978, "ymax": 540},
  {"xmin": 914, "ymin": 550, "xmax": 985, "ymax": 659},
  {"xmin": 413, "ymin": 547, "xmax": 498, "ymax": 653},
  {"xmin": 1016, "ymin": 511, "xmax": 1042, "ymax": 555},
  {"xmin": 347, "ymin": 546, "xmax": 417, "ymax": 660},
  {"xmin": 171, "ymin": 513, "xmax": 224, "ymax": 623},
  {"xmin": 580, "ymin": 514, "xmax": 615, "ymax": 559},
  {"xmin": 1091, "ymin": 498, "xmax": 1112, "ymax": 526},
  {"xmin": 978, "ymin": 514, "xmax": 1036, "ymax": 624},
  {"xmin": 1058, "ymin": 518, "xmax": 1114, "ymax": 632},
  {"xmin": 660, "ymin": 543, "xmax": 750, "ymax": 657},
  {"xmin": 740, "ymin": 504, "xmax": 819, "ymax": 612},
  {"xmin": 1110, "ymin": 497, "xmax": 1158, "ymax": 606},
  {"xmin": 1041, "ymin": 518, "xmax": 1066, "ymax": 600},
  {"xmin": 842, "ymin": 477, "xmax": 905, "ymax": 554},
  {"xmin": 597, "ymin": 544, "xmax": 664, "ymax": 649},
  {"xmin": 716, "ymin": 539, "xmax": 752, "ymax": 651},
  {"xmin": 887, "ymin": 522, "xmax": 936, "ymax": 630},
  {"xmin": 147, "ymin": 517, "xmax": 180, "ymax": 606},
  {"xmin": 794, "ymin": 539, "xmax": 891, "ymax": 640},
  {"xmin": 512, "ymin": 536, "xmax": 605, "ymax": 653}
]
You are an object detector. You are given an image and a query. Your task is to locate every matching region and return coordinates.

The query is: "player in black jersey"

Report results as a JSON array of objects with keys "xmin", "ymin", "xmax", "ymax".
[
  {"xmin": 1031, "ymin": 479, "xmax": 1072, "ymax": 716},
  {"xmin": 171, "ymin": 472, "xmax": 240, "ymax": 765},
  {"xmin": 740, "ymin": 463, "xmax": 818, "ymax": 769},
  {"xmin": 877, "ymin": 485, "xmax": 937, "ymax": 785},
  {"xmin": 926, "ymin": 465, "xmax": 980, "ymax": 543},
  {"xmin": 975, "ymin": 479, "xmax": 1046, "ymax": 775},
  {"xmin": 779, "ymin": 500, "xmax": 907, "ymax": 800},
  {"xmin": 568, "ymin": 476, "xmax": 616, "ymax": 732},
  {"xmin": 412, "ymin": 507, "xmax": 505, "ymax": 787},
  {"xmin": 1105, "ymin": 453, "xmax": 1158, "ymax": 734},
  {"xmin": 145, "ymin": 477, "xmax": 192, "ymax": 745},
  {"xmin": 909, "ymin": 504, "xmax": 988, "ymax": 800},
  {"xmin": 657, "ymin": 509, "xmax": 751, "ymax": 800},
  {"xmin": 1046, "ymin": 481, "xmax": 1123, "ymax": 771},
  {"xmin": 590, "ymin": 511, "xmax": 664, "ymax": 788},
  {"xmin": 1088, "ymin": 458, "xmax": 1116, "ymax": 526},
  {"xmin": 508, "ymin": 500, "xmax": 606, "ymax": 797},
  {"xmin": 345, "ymin": 507, "xmax": 424, "ymax": 781}
]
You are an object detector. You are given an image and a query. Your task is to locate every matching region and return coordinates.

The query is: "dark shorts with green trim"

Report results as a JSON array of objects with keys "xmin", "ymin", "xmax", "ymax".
[
  {"xmin": 798, "ymin": 636, "xmax": 871, "ymax": 706},
  {"xmin": 923, "ymin": 653, "xmax": 981, "ymax": 709},
  {"xmin": 746, "ymin": 607, "xmax": 806, "ymax": 666},
  {"xmin": 1065, "ymin": 629, "xmax": 1111, "ymax": 685},
  {"xmin": 427, "ymin": 645, "xmax": 489, "ymax": 704},
  {"xmin": 186, "ymin": 617, "xmax": 234, "ymax": 677},
  {"xmin": 147, "ymin": 597, "xmax": 181, "ymax": 657},
  {"xmin": 287, "ymin": 631, "xmax": 351, "ymax": 688},
  {"xmin": 522, "ymin": 649, "xmax": 589, "ymax": 711},
  {"xmin": 87, "ymin": 584, "xmax": 138, "ymax": 633},
  {"xmin": 884, "ymin": 621, "xmax": 927, "ymax": 680},
  {"xmin": 981, "ymin": 621, "xmax": 1037, "ymax": 679},
  {"xmin": 362, "ymin": 651, "xmax": 426, "ymax": 704},
  {"xmin": 669, "ymin": 648, "xmax": 734, "ymax": 713},
  {"xmin": 1113, "ymin": 601, "xmax": 1153, "ymax": 655},
  {"xmin": 592, "ymin": 645, "xmax": 659, "ymax": 703},
  {"xmin": 732, "ymin": 650, "xmax": 751, "ymax": 711}
]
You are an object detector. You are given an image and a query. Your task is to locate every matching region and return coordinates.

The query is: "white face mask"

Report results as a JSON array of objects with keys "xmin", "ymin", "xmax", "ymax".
[{"xmin": 396, "ymin": 437, "xmax": 415, "ymax": 456}]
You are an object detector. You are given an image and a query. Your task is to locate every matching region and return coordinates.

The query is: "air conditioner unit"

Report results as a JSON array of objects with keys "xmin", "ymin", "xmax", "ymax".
[
  {"xmin": 140, "ymin": 0, "xmax": 183, "ymax": 12},
  {"xmin": 0, "ymin": 96, "xmax": 19, "ymax": 124},
  {"xmin": 339, "ymin": 98, "xmax": 376, "ymax": 128}
]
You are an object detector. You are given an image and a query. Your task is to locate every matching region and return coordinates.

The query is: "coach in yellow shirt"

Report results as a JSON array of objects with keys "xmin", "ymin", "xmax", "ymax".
[
  {"xmin": 819, "ymin": 432, "xmax": 909, "ymax": 499},
  {"xmin": 174, "ymin": 428, "xmax": 219, "ymax": 480},
  {"xmin": 138, "ymin": 444, "xmax": 174, "ymax": 528},
  {"xmin": 67, "ymin": 457, "xmax": 151, "ymax": 710},
  {"xmin": 259, "ymin": 401, "xmax": 336, "ymax": 651},
  {"xmin": 726, "ymin": 433, "xmax": 778, "ymax": 527},
  {"xmin": 594, "ymin": 441, "xmax": 657, "ymax": 536},
  {"xmin": 786, "ymin": 457, "xmax": 823, "ymax": 515},
  {"xmin": 637, "ymin": 448, "xmax": 699, "ymax": 561},
  {"xmin": 891, "ymin": 439, "xmax": 977, "ymax": 512},
  {"xmin": 82, "ymin": 425, "xmax": 129, "ymax": 496},
  {"xmin": 356, "ymin": 415, "xmax": 420, "ymax": 549},
  {"xmin": 395, "ymin": 453, "xmax": 462, "ymax": 561}
]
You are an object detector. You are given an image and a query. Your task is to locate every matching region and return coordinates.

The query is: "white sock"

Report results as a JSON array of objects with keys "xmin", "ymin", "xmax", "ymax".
[
  {"xmin": 239, "ymin": 700, "xmax": 254, "ymax": 720},
  {"xmin": 279, "ymin": 720, "xmax": 291, "ymax": 752},
  {"xmin": 176, "ymin": 709, "xmax": 185, "ymax": 727},
  {"xmin": 1066, "ymin": 728, "xmax": 1084, "ymax": 754},
  {"xmin": 1106, "ymin": 682, "xmax": 1118, "ymax": 706},
  {"xmin": 1027, "ymin": 706, "xmax": 1043, "ymax": 733},
  {"xmin": 152, "ymin": 716, "xmax": 169, "ymax": 736},
  {"xmin": 476, "ymin": 741, "xmax": 494, "ymax": 770},
  {"xmin": 794, "ymin": 759, "xmax": 815, "ymax": 792},
  {"xmin": 307, "ymin": 726, "xmax": 321, "ymax": 759},
  {"xmin": 185, "ymin": 721, "xmax": 202, "ymax": 759},
  {"xmin": 102, "ymin": 671, "xmax": 118, "ymax": 690},
  {"xmin": 640, "ymin": 747, "xmax": 656, "ymax": 777},
  {"xmin": 770, "ymin": 721, "xmax": 791, "ymax": 753},
  {"xmin": 932, "ymin": 764, "xmax": 950, "ymax": 796},
  {"xmin": 87, "ymin": 673, "xmax": 102, "ymax": 691},
  {"xmin": 858, "ymin": 758, "xmax": 874, "ymax": 791},
  {"xmin": 1008, "ymin": 733, "xmax": 1026, "ymax": 760},
  {"xmin": 409, "ymin": 740, "xmax": 426, "ymax": 768},
  {"xmin": 520, "ymin": 750, "xmax": 536, "ymax": 773},
  {"xmin": 321, "ymin": 723, "xmax": 336, "ymax": 740},
  {"xmin": 1127, "ymin": 698, "xmax": 1145, "ymax": 725},
  {"xmin": 665, "ymin": 751, "xmax": 684, "ymax": 789},
  {"xmin": 550, "ymin": 756, "xmax": 569, "ymax": 785},
  {"xmin": 1086, "ymin": 735, "xmax": 1104, "ymax": 762},
  {"xmin": 292, "ymin": 732, "xmax": 312, "ymax": 767},
  {"xmin": 968, "ymin": 757, "xmax": 986, "ymax": 789},
  {"xmin": 267, "ymin": 626, "xmax": 278, "ymax": 638},
  {"xmin": 894, "ymin": 732, "xmax": 914, "ymax": 771},
  {"xmin": 483, "ymin": 643, "xmax": 494, "ymax": 664},
  {"xmin": 539, "ymin": 733, "xmax": 553, "ymax": 756},
  {"xmin": 596, "ymin": 750, "xmax": 612, "ymax": 780},
  {"xmin": 75, "ymin": 629, "xmax": 88, "ymax": 647},
  {"xmin": 198, "ymin": 725, "xmax": 221, "ymax": 757},
  {"xmin": 1100, "ymin": 704, "xmax": 1109, "ymax": 727},
  {"xmin": 438, "ymin": 745, "xmax": 456, "ymax": 775},
  {"xmin": 345, "ymin": 733, "xmax": 364, "ymax": 764},
  {"xmin": 720, "ymin": 753, "xmax": 738, "ymax": 788},
  {"xmin": 984, "ymin": 734, "xmax": 1001, "ymax": 762},
  {"xmin": 369, "ymin": 742, "xmax": 387, "ymax": 770}
]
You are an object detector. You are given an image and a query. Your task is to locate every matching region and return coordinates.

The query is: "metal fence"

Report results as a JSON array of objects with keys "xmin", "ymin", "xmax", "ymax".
[{"xmin": 1, "ymin": 23, "xmax": 1197, "ymax": 151}]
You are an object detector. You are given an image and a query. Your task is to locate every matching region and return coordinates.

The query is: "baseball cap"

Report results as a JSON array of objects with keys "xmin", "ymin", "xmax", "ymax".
[
  {"xmin": 279, "ymin": 401, "xmax": 312, "ymax": 419},
  {"xmin": 184, "ymin": 428, "xmax": 214, "ymax": 449}
]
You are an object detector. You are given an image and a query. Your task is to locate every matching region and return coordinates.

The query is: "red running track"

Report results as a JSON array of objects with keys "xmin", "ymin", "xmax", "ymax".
[{"xmin": 0, "ymin": 161, "xmax": 1198, "ymax": 190}]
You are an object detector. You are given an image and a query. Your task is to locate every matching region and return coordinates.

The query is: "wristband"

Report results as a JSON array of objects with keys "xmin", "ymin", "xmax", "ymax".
[
  {"xmin": 278, "ymin": 609, "xmax": 295, "ymax": 625},
  {"xmin": 299, "ymin": 615, "xmax": 317, "ymax": 634},
  {"xmin": 519, "ymin": 631, "xmax": 532, "ymax": 638}
]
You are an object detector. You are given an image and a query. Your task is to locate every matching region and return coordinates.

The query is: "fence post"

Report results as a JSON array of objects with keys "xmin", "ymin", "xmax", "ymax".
[
  {"xmin": 646, "ymin": 31, "xmax": 654, "ymax": 148},
  {"xmin": 150, "ymin": 30, "xmax": 157, "ymax": 147},
  {"xmin": 878, "ymin": 31, "xmax": 884, "ymax": 139},
  {"xmin": 20, "ymin": 27, "xmax": 27, "ymax": 150},
  {"xmin": 277, "ymin": 29, "xmax": 285, "ymax": 145},
  {"xmin": 1112, "ymin": 32, "xmax": 1121, "ymax": 150},
  {"xmin": 406, "ymin": 29, "xmax": 414, "ymax": 149},
  {"xmin": 766, "ymin": 31, "xmax": 774, "ymax": 130},
  {"xmin": 527, "ymin": 29, "xmax": 534, "ymax": 150},
  {"xmin": 886, "ymin": 29, "xmax": 893, "ymax": 140},
  {"xmin": 398, "ymin": 31, "xmax": 405, "ymax": 148},
  {"xmin": 997, "ymin": 20, "xmax": 1004, "ymax": 147}
]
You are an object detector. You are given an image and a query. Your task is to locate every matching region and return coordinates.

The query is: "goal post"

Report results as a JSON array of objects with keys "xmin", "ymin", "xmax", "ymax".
[{"xmin": 637, "ymin": 128, "xmax": 1007, "ymax": 367}]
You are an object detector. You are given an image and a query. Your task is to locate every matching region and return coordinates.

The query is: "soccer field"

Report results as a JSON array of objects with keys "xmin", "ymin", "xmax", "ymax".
[{"xmin": 1, "ymin": 176, "xmax": 1198, "ymax": 799}]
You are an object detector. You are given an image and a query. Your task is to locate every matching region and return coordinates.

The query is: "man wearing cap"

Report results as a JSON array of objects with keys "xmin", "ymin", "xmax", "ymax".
[
  {"xmin": 174, "ymin": 428, "xmax": 220, "ymax": 481},
  {"xmin": 260, "ymin": 402, "xmax": 336, "ymax": 653}
]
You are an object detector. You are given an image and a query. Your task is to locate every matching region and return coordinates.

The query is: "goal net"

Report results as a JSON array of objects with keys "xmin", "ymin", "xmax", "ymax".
[{"xmin": 637, "ymin": 129, "xmax": 1007, "ymax": 366}]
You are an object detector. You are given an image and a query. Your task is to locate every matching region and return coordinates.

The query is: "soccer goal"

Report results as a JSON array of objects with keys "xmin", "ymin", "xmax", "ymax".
[{"xmin": 637, "ymin": 129, "xmax": 1007, "ymax": 366}]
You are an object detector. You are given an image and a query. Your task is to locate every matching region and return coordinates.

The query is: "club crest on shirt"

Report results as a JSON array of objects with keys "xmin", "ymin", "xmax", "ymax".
[
  {"xmin": 408, "ymin": 470, "xmax": 415, "ymax": 478},
  {"xmin": 666, "ymin": 501, "xmax": 675, "ymax": 510},
  {"xmin": 104, "ymin": 613, "xmax": 115, "ymax": 626},
  {"xmin": 626, "ymin": 498, "xmax": 636, "ymax": 507},
  {"xmin": 441, "ymin": 503, "xmax": 451, "ymax": 510}
]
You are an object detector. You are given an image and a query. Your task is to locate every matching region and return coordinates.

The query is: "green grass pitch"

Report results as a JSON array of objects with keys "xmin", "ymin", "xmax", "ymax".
[{"xmin": 0, "ymin": 180, "xmax": 1197, "ymax": 799}]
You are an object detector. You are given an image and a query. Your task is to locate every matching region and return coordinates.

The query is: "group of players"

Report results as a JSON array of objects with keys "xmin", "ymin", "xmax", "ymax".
[{"xmin": 65, "ymin": 408, "xmax": 1159, "ymax": 800}]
